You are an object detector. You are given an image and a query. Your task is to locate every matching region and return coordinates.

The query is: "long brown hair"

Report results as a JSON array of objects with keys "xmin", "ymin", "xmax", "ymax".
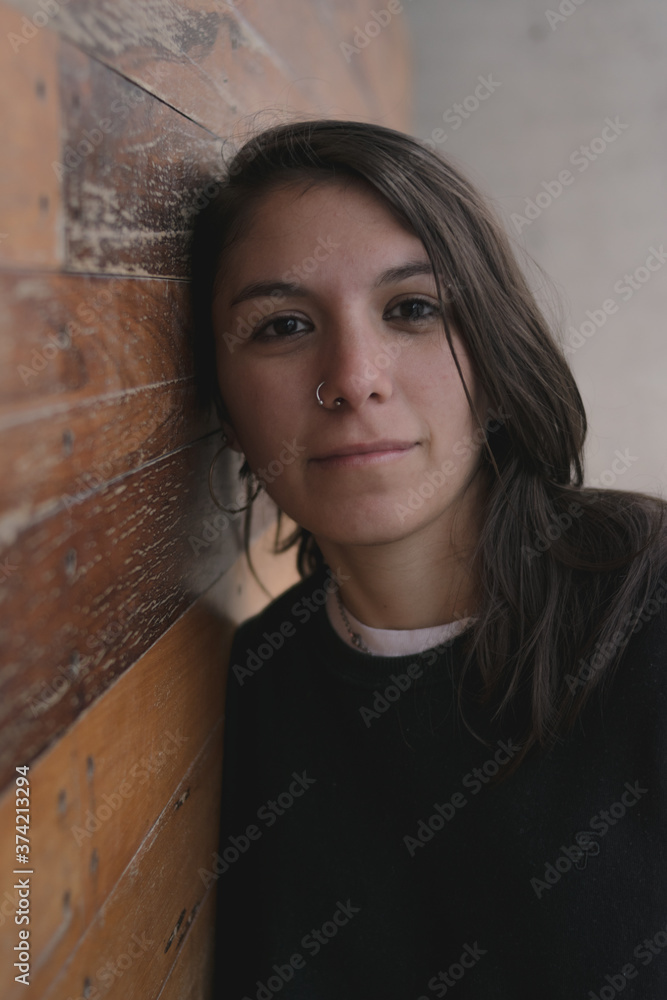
[{"xmin": 189, "ymin": 117, "xmax": 666, "ymax": 776}]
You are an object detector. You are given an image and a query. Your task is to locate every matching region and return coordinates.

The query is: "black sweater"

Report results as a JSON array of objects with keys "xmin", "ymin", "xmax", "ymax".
[{"xmin": 210, "ymin": 562, "xmax": 667, "ymax": 999}]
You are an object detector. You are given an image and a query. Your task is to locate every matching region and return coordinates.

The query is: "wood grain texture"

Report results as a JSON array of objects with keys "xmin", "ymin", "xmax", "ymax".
[
  {"xmin": 0, "ymin": 272, "xmax": 211, "ymax": 525},
  {"xmin": 8, "ymin": 0, "xmax": 411, "ymax": 135},
  {"xmin": 0, "ymin": 433, "xmax": 252, "ymax": 791},
  {"xmin": 240, "ymin": 0, "xmax": 412, "ymax": 127},
  {"xmin": 41, "ymin": 727, "xmax": 223, "ymax": 1000},
  {"xmin": 0, "ymin": 3, "xmax": 63, "ymax": 269},
  {"xmin": 0, "ymin": 595, "xmax": 230, "ymax": 996},
  {"xmin": 59, "ymin": 42, "xmax": 225, "ymax": 277}
]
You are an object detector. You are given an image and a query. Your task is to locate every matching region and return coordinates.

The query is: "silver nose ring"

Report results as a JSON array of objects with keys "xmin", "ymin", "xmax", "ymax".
[{"xmin": 316, "ymin": 381, "xmax": 343, "ymax": 408}]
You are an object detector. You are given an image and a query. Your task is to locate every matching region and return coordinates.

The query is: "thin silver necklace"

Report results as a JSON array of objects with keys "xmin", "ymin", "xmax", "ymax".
[{"xmin": 335, "ymin": 589, "xmax": 374, "ymax": 654}]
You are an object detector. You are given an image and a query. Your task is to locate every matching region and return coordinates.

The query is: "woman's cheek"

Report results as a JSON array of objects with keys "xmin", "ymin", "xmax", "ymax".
[{"xmin": 237, "ymin": 420, "xmax": 304, "ymax": 498}]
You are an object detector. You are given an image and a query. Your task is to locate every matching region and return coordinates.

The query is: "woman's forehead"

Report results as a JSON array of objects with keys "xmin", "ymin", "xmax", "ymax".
[{"xmin": 237, "ymin": 173, "xmax": 417, "ymax": 244}]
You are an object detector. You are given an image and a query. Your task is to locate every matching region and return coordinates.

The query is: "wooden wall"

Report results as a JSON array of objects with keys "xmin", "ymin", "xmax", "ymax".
[{"xmin": 0, "ymin": 2, "xmax": 410, "ymax": 996}]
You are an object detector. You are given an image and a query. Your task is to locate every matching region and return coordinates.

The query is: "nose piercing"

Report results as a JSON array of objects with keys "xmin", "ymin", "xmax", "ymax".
[{"xmin": 316, "ymin": 381, "xmax": 343, "ymax": 408}]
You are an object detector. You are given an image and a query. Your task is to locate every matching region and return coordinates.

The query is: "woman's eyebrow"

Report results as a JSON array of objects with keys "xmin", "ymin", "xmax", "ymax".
[
  {"xmin": 373, "ymin": 259, "xmax": 435, "ymax": 287},
  {"xmin": 228, "ymin": 259, "xmax": 435, "ymax": 307}
]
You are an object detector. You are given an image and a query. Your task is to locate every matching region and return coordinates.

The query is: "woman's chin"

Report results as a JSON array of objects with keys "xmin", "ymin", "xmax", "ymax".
[{"xmin": 301, "ymin": 502, "xmax": 442, "ymax": 548}]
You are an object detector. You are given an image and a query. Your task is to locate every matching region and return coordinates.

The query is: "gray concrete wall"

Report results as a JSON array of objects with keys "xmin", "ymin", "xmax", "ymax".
[{"xmin": 403, "ymin": 0, "xmax": 667, "ymax": 496}]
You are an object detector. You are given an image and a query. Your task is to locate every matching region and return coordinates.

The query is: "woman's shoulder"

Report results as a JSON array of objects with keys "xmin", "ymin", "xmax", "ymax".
[
  {"xmin": 568, "ymin": 488, "xmax": 667, "ymax": 678},
  {"xmin": 585, "ymin": 570, "xmax": 667, "ymax": 720},
  {"xmin": 615, "ymin": 577, "xmax": 667, "ymax": 671}
]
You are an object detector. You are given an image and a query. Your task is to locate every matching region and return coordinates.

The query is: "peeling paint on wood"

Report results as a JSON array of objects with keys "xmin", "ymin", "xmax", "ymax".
[
  {"xmin": 8, "ymin": 0, "xmax": 410, "ymax": 134},
  {"xmin": 0, "ymin": 436, "xmax": 245, "ymax": 788},
  {"xmin": 59, "ymin": 43, "xmax": 224, "ymax": 276},
  {"xmin": 0, "ymin": 273, "xmax": 221, "ymax": 536}
]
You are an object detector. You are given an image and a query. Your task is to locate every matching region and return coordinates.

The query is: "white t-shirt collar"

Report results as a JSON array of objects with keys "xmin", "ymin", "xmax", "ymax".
[{"xmin": 326, "ymin": 587, "xmax": 474, "ymax": 657}]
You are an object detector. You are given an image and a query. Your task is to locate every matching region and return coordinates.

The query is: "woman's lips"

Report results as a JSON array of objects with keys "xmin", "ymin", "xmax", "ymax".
[{"xmin": 310, "ymin": 443, "xmax": 417, "ymax": 467}]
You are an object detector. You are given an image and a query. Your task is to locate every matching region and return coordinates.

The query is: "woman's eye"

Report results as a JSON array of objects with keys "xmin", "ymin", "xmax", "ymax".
[
  {"xmin": 253, "ymin": 315, "xmax": 311, "ymax": 340},
  {"xmin": 250, "ymin": 298, "xmax": 439, "ymax": 340},
  {"xmin": 386, "ymin": 298, "xmax": 440, "ymax": 323}
]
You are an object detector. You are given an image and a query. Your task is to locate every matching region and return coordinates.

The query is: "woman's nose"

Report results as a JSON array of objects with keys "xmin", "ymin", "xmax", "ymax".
[{"xmin": 315, "ymin": 315, "xmax": 395, "ymax": 411}]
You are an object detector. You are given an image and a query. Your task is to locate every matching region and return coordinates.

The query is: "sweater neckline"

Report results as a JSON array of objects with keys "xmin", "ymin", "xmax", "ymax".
[
  {"xmin": 326, "ymin": 583, "xmax": 475, "ymax": 656},
  {"xmin": 314, "ymin": 563, "xmax": 473, "ymax": 688}
]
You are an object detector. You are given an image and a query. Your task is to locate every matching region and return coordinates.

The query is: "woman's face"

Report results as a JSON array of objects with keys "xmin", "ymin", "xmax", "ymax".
[{"xmin": 212, "ymin": 178, "xmax": 489, "ymax": 548}]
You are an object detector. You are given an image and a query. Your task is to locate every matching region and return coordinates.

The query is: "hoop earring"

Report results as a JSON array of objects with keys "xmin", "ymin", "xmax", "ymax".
[{"xmin": 208, "ymin": 433, "xmax": 263, "ymax": 514}]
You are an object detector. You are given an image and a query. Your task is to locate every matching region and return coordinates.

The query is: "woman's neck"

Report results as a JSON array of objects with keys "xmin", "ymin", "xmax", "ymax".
[{"xmin": 315, "ymin": 492, "xmax": 483, "ymax": 631}]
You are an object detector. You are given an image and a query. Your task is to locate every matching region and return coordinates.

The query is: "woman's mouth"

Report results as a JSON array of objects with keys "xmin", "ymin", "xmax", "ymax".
[{"xmin": 309, "ymin": 441, "xmax": 418, "ymax": 467}]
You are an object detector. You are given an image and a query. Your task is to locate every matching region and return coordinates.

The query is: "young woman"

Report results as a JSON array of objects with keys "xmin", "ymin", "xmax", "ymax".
[{"xmin": 190, "ymin": 119, "xmax": 667, "ymax": 999}]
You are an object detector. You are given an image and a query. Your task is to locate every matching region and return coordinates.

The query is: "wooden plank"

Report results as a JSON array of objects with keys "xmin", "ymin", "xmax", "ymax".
[
  {"xmin": 1, "ymin": 4, "xmax": 409, "ymax": 280},
  {"xmin": 58, "ymin": 41, "xmax": 224, "ymax": 277},
  {"xmin": 0, "ymin": 273, "xmax": 215, "ymax": 523},
  {"xmin": 0, "ymin": 3, "xmax": 63, "ymax": 269},
  {"xmin": 2, "ymin": 380, "xmax": 208, "ymax": 525},
  {"xmin": 333, "ymin": 0, "xmax": 412, "ymax": 128},
  {"xmin": 0, "ymin": 594, "xmax": 230, "ymax": 995},
  {"xmin": 41, "ymin": 727, "xmax": 223, "ymax": 1000},
  {"xmin": 7, "ymin": 0, "xmax": 407, "ymax": 137},
  {"xmin": 0, "ymin": 433, "xmax": 264, "ymax": 790},
  {"xmin": 13, "ymin": 0, "xmax": 305, "ymax": 132},
  {"xmin": 240, "ymin": 0, "xmax": 412, "ymax": 128},
  {"xmin": 156, "ymin": 884, "xmax": 216, "ymax": 1000},
  {"xmin": 0, "ymin": 274, "xmax": 191, "ymax": 415}
]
